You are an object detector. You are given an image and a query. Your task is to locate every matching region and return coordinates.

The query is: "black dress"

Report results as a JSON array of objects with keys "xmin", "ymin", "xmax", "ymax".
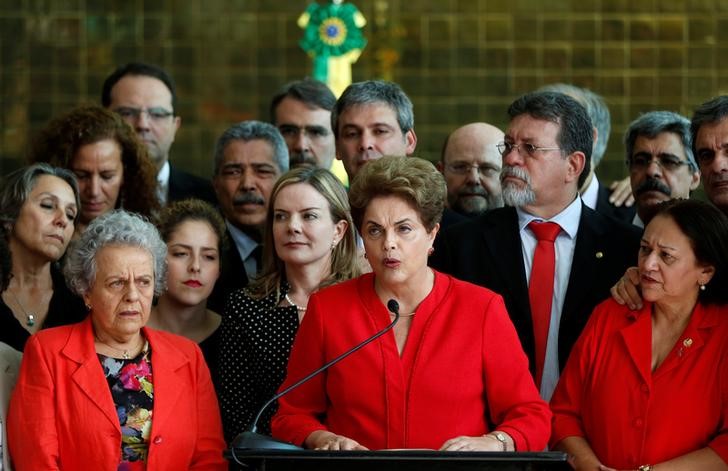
[
  {"xmin": 0, "ymin": 264, "xmax": 87, "ymax": 352},
  {"xmin": 218, "ymin": 284, "xmax": 299, "ymax": 443}
]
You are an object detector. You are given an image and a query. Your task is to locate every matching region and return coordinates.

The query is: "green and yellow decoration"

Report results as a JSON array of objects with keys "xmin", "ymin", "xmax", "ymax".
[{"xmin": 298, "ymin": 0, "xmax": 367, "ymax": 97}]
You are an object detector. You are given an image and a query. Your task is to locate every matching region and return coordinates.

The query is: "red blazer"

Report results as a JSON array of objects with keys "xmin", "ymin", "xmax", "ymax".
[
  {"xmin": 272, "ymin": 271, "xmax": 551, "ymax": 451},
  {"xmin": 550, "ymin": 299, "xmax": 728, "ymax": 468},
  {"xmin": 8, "ymin": 317, "xmax": 226, "ymax": 470}
]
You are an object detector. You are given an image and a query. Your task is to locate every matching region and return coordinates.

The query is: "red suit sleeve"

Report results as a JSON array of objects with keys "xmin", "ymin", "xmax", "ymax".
[
  {"xmin": 270, "ymin": 293, "xmax": 329, "ymax": 446},
  {"xmin": 482, "ymin": 294, "xmax": 552, "ymax": 451}
]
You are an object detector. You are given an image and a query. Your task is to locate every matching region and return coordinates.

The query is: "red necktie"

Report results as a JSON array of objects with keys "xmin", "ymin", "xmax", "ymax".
[{"xmin": 527, "ymin": 221, "xmax": 561, "ymax": 387}]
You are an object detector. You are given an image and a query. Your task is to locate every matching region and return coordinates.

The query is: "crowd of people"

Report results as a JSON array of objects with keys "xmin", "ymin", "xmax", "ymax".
[{"xmin": 1, "ymin": 60, "xmax": 727, "ymax": 471}]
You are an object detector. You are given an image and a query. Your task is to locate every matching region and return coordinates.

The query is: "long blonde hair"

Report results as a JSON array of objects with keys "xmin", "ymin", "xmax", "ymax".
[{"xmin": 247, "ymin": 167, "xmax": 360, "ymax": 299}]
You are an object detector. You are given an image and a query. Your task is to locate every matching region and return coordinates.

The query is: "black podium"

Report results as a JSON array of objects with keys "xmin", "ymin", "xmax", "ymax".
[{"xmin": 227, "ymin": 449, "xmax": 570, "ymax": 470}]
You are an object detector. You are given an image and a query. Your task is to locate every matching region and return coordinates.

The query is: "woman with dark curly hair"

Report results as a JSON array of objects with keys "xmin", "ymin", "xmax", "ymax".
[{"xmin": 30, "ymin": 105, "xmax": 159, "ymax": 232}]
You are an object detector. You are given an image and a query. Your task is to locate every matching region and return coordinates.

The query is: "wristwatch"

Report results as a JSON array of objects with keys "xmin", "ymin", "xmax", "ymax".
[
  {"xmin": 488, "ymin": 431, "xmax": 508, "ymax": 451},
  {"xmin": 638, "ymin": 465, "xmax": 652, "ymax": 471}
]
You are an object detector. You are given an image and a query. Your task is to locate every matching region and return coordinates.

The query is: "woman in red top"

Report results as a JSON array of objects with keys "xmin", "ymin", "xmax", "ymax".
[
  {"xmin": 550, "ymin": 199, "xmax": 728, "ymax": 470},
  {"xmin": 271, "ymin": 156, "xmax": 550, "ymax": 451}
]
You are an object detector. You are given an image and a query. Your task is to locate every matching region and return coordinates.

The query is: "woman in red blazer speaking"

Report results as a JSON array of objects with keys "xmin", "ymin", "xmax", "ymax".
[
  {"xmin": 271, "ymin": 156, "xmax": 551, "ymax": 451},
  {"xmin": 8, "ymin": 210, "xmax": 226, "ymax": 470}
]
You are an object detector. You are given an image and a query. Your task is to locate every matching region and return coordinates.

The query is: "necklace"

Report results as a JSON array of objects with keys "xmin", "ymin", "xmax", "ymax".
[
  {"xmin": 8, "ymin": 289, "xmax": 36, "ymax": 327},
  {"xmin": 285, "ymin": 293, "xmax": 307, "ymax": 312},
  {"xmin": 391, "ymin": 311, "xmax": 416, "ymax": 318},
  {"xmin": 95, "ymin": 335, "xmax": 146, "ymax": 360}
]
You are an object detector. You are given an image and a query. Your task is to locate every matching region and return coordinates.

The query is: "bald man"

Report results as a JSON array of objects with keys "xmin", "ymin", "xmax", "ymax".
[{"xmin": 438, "ymin": 123, "xmax": 504, "ymax": 217}]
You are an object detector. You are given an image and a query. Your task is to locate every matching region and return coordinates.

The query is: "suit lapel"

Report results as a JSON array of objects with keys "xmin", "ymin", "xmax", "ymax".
[
  {"xmin": 480, "ymin": 209, "xmax": 534, "ymax": 358},
  {"xmin": 562, "ymin": 204, "xmax": 605, "ymax": 331},
  {"xmin": 64, "ymin": 320, "xmax": 120, "ymax": 430}
]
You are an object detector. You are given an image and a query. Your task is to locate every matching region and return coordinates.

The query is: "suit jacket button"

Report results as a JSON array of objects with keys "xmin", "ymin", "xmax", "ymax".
[{"xmin": 153, "ymin": 435, "xmax": 163, "ymax": 444}]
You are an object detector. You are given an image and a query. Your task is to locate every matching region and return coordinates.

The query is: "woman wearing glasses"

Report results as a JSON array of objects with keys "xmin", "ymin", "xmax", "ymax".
[{"xmin": 30, "ymin": 105, "xmax": 159, "ymax": 233}]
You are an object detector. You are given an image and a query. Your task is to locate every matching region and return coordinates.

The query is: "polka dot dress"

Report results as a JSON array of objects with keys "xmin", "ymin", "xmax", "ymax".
[{"xmin": 218, "ymin": 285, "xmax": 299, "ymax": 443}]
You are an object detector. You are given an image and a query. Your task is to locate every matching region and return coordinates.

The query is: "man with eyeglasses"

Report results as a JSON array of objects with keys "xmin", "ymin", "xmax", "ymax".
[
  {"xmin": 625, "ymin": 111, "xmax": 700, "ymax": 228},
  {"xmin": 438, "ymin": 123, "xmax": 504, "ymax": 217},
  {"xmin": 432, "ymin": 91, "xmax": 640, "ymax": 401},
  {"xmin": 101, "ymin": 62, "xmax": 216, "ymax": 206},
  {"xmin": 270, "ymin": 78, "xmax": 337, "ymax": 170}
]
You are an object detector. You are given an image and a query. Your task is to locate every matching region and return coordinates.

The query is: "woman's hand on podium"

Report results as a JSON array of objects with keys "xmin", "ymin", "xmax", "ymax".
[
  {"xmin": 439, "ymin": 432, "xmax": 513, "ymax": 452},
  {"xmin": 305, "ymin": 430, "xmax": 369, "ymax": 451}
]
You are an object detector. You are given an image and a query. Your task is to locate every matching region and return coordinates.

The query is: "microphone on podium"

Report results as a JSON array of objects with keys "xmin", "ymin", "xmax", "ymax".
[{"xmin": 231, "ymin": 299, "xmax": 401, "ymax": 456}]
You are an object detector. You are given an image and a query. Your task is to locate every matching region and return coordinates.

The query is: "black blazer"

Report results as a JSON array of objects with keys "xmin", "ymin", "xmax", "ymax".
[
  {"xmin": 431, "ymin": 203, "xmax": 642, "ymax": 374},
  {"xmin": 207, "ymin": 229, "xmax": 250, "ymax": 315},
  {"xmin": 168, "ymin": 164, "xmax": 216, "ymax": 205},
  {"xmin": 594, "ymin": 183, "xmax": 636, "ymax": 224}
]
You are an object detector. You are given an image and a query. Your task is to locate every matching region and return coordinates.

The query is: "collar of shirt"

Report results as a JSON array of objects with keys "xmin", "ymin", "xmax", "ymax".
[
  {"xmin": 516, "ymin": 195, "xmax": 582, "ymax": 240},
  {"xmin": 156, "ymin": 160, "xmax": 170, "ymax": 205},
  {"xmin": 581, "ymin": 175, "xmax": 599, "ymax": 211},
  {"xmin": 632, "ymin": 212, "xmax": 644, "ymax": 228},
  {"xmin": 225, "ymin": 220, "xmax": 259, "ymax": 275}
]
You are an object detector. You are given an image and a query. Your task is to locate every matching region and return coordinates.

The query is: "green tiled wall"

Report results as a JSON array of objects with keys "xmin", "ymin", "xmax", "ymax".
[{"xmin": 2, "ymin": 0, "xmax": 728, "ymax": 182}]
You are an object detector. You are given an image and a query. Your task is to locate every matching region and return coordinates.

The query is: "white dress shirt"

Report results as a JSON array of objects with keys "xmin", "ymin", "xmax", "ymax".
[{"xmin": 517, "ymin": 196, "xmax": 582, "ymax": 401}]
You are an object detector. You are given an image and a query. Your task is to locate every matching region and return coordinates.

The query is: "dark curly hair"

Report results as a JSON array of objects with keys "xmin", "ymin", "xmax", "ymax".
[
  {"xmin": 29, "ymin": 105, "xmax": 159, "ymax": 220},
  {"xmin": 157, "ymin": 198, "xmax": 228, "ymax": 251}
]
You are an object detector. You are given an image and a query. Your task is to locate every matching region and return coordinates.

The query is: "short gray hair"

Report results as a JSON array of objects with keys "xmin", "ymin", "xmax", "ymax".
[
  {"xmin": 624, "ymin": 111, "xmax": 696, "ymax": 171},
  {"xmin": 0, "ymin": 163, "xmax": 80, "ymax": 235},
  {"xmin": 212, "ymin": 120, "xmax": 289, "ymax": 175},
  {"xmin": 332, "ymin": 80, "xmax": 414, "ymax": 137},
  {"xmin": 63, "ymin": 210, "xmax": 167, "ymax": 296},
  {"xmin": 539, "ymin": 83, "xmax": 611, "ymax": 167}
]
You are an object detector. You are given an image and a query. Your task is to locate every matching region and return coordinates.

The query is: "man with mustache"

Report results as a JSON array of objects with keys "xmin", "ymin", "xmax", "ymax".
[
  {"xmin": 270, "ymin": 78, "xmax": 337, "ymax": 170},
  {"xmin": 625, "ymin": 111, "xmax": 700, "ymax": 228},
  {"xmin": 613, "ymin": 96, "xmax": 728, "ymax": 309},
  {"xmin": 438, "ymin": 123, "xmax": 504, "ymax": 217},
  {"xmin": 432, "ymin": 91, "xmax": 641, "ymax": 400},
  {"xmin": 207, "ymin": 121, "xmax": 289, "ymax": 313}
]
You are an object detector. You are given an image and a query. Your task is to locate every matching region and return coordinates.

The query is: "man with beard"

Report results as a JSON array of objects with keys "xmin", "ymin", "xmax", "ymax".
[
  {"xmin": 207, "ymin": 121, "xmax": 289, "ymax": 313},
  {"xmin": 270, "ymin": 78, "xmax": 337, "ymax": 170},
  {"xmin": 625, "ymin": 111, "xmax": 700, "ymax": 227},
  {"xmin": 438, "ymin": 123, "xmax": 504, "ymax": 217},
  {"xmin": 540, "ymin": 83, "xmax": 635, "ymax": 222},
  {"xmin": 431, "ymin": 91, "xmax": 641, "ymax": 400}
]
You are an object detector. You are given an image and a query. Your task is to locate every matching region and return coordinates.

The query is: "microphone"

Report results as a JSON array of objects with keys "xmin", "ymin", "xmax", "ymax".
[{"xmin": 231, "ymin": 299, "xmax": 401, "ymax": 456}]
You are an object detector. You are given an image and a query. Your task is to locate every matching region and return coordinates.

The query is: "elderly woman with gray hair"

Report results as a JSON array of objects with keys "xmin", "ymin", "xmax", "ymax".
[{"xmin": 7, "ymin": 211, "xmax": 226, "ymax": 470}]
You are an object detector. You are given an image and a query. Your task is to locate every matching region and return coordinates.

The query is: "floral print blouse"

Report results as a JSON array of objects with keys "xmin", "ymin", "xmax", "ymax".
[{"xmin": 98, "ymin": 344, "xmax": 153, "ymax": 470}]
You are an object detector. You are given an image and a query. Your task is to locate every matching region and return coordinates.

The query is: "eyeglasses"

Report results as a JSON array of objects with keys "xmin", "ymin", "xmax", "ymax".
[
  {"xmin": 445, "ymin": 162, "xmax": 500, "ymax": 177},
  {"xmin": 629, "ymin": 154, "xmax": 692, "ymax": 172},
  {"xmin": 496, "ymin": 141, "xmax": 561, "ymax": 157},
  {"xmin": 113, "ymin": 107, "xmax": 174, "ymax": 121}
]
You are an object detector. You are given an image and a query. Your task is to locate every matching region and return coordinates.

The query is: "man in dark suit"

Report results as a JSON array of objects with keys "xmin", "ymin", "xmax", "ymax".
[
  {"xmin": 432, "ymin": 91, "xmax": 641, "ymax": 401},
  {"xmin": 206, "ymin": 121, "xmax": 289, "ymax": 313},
  {"xmin": 102, "ymin": 62, "xmax": 216, "ymax": 206}
]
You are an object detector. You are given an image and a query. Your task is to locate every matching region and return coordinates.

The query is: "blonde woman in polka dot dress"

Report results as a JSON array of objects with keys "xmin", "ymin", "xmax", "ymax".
[{"xmin": 218, "ymin": 167, "xmax": 360, "ymax": 442}]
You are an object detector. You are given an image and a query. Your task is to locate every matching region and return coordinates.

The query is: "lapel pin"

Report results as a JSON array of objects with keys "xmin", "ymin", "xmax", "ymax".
[{"xmin": 683, "ymin": 338, "xmax": 693, "ymax": 348}]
